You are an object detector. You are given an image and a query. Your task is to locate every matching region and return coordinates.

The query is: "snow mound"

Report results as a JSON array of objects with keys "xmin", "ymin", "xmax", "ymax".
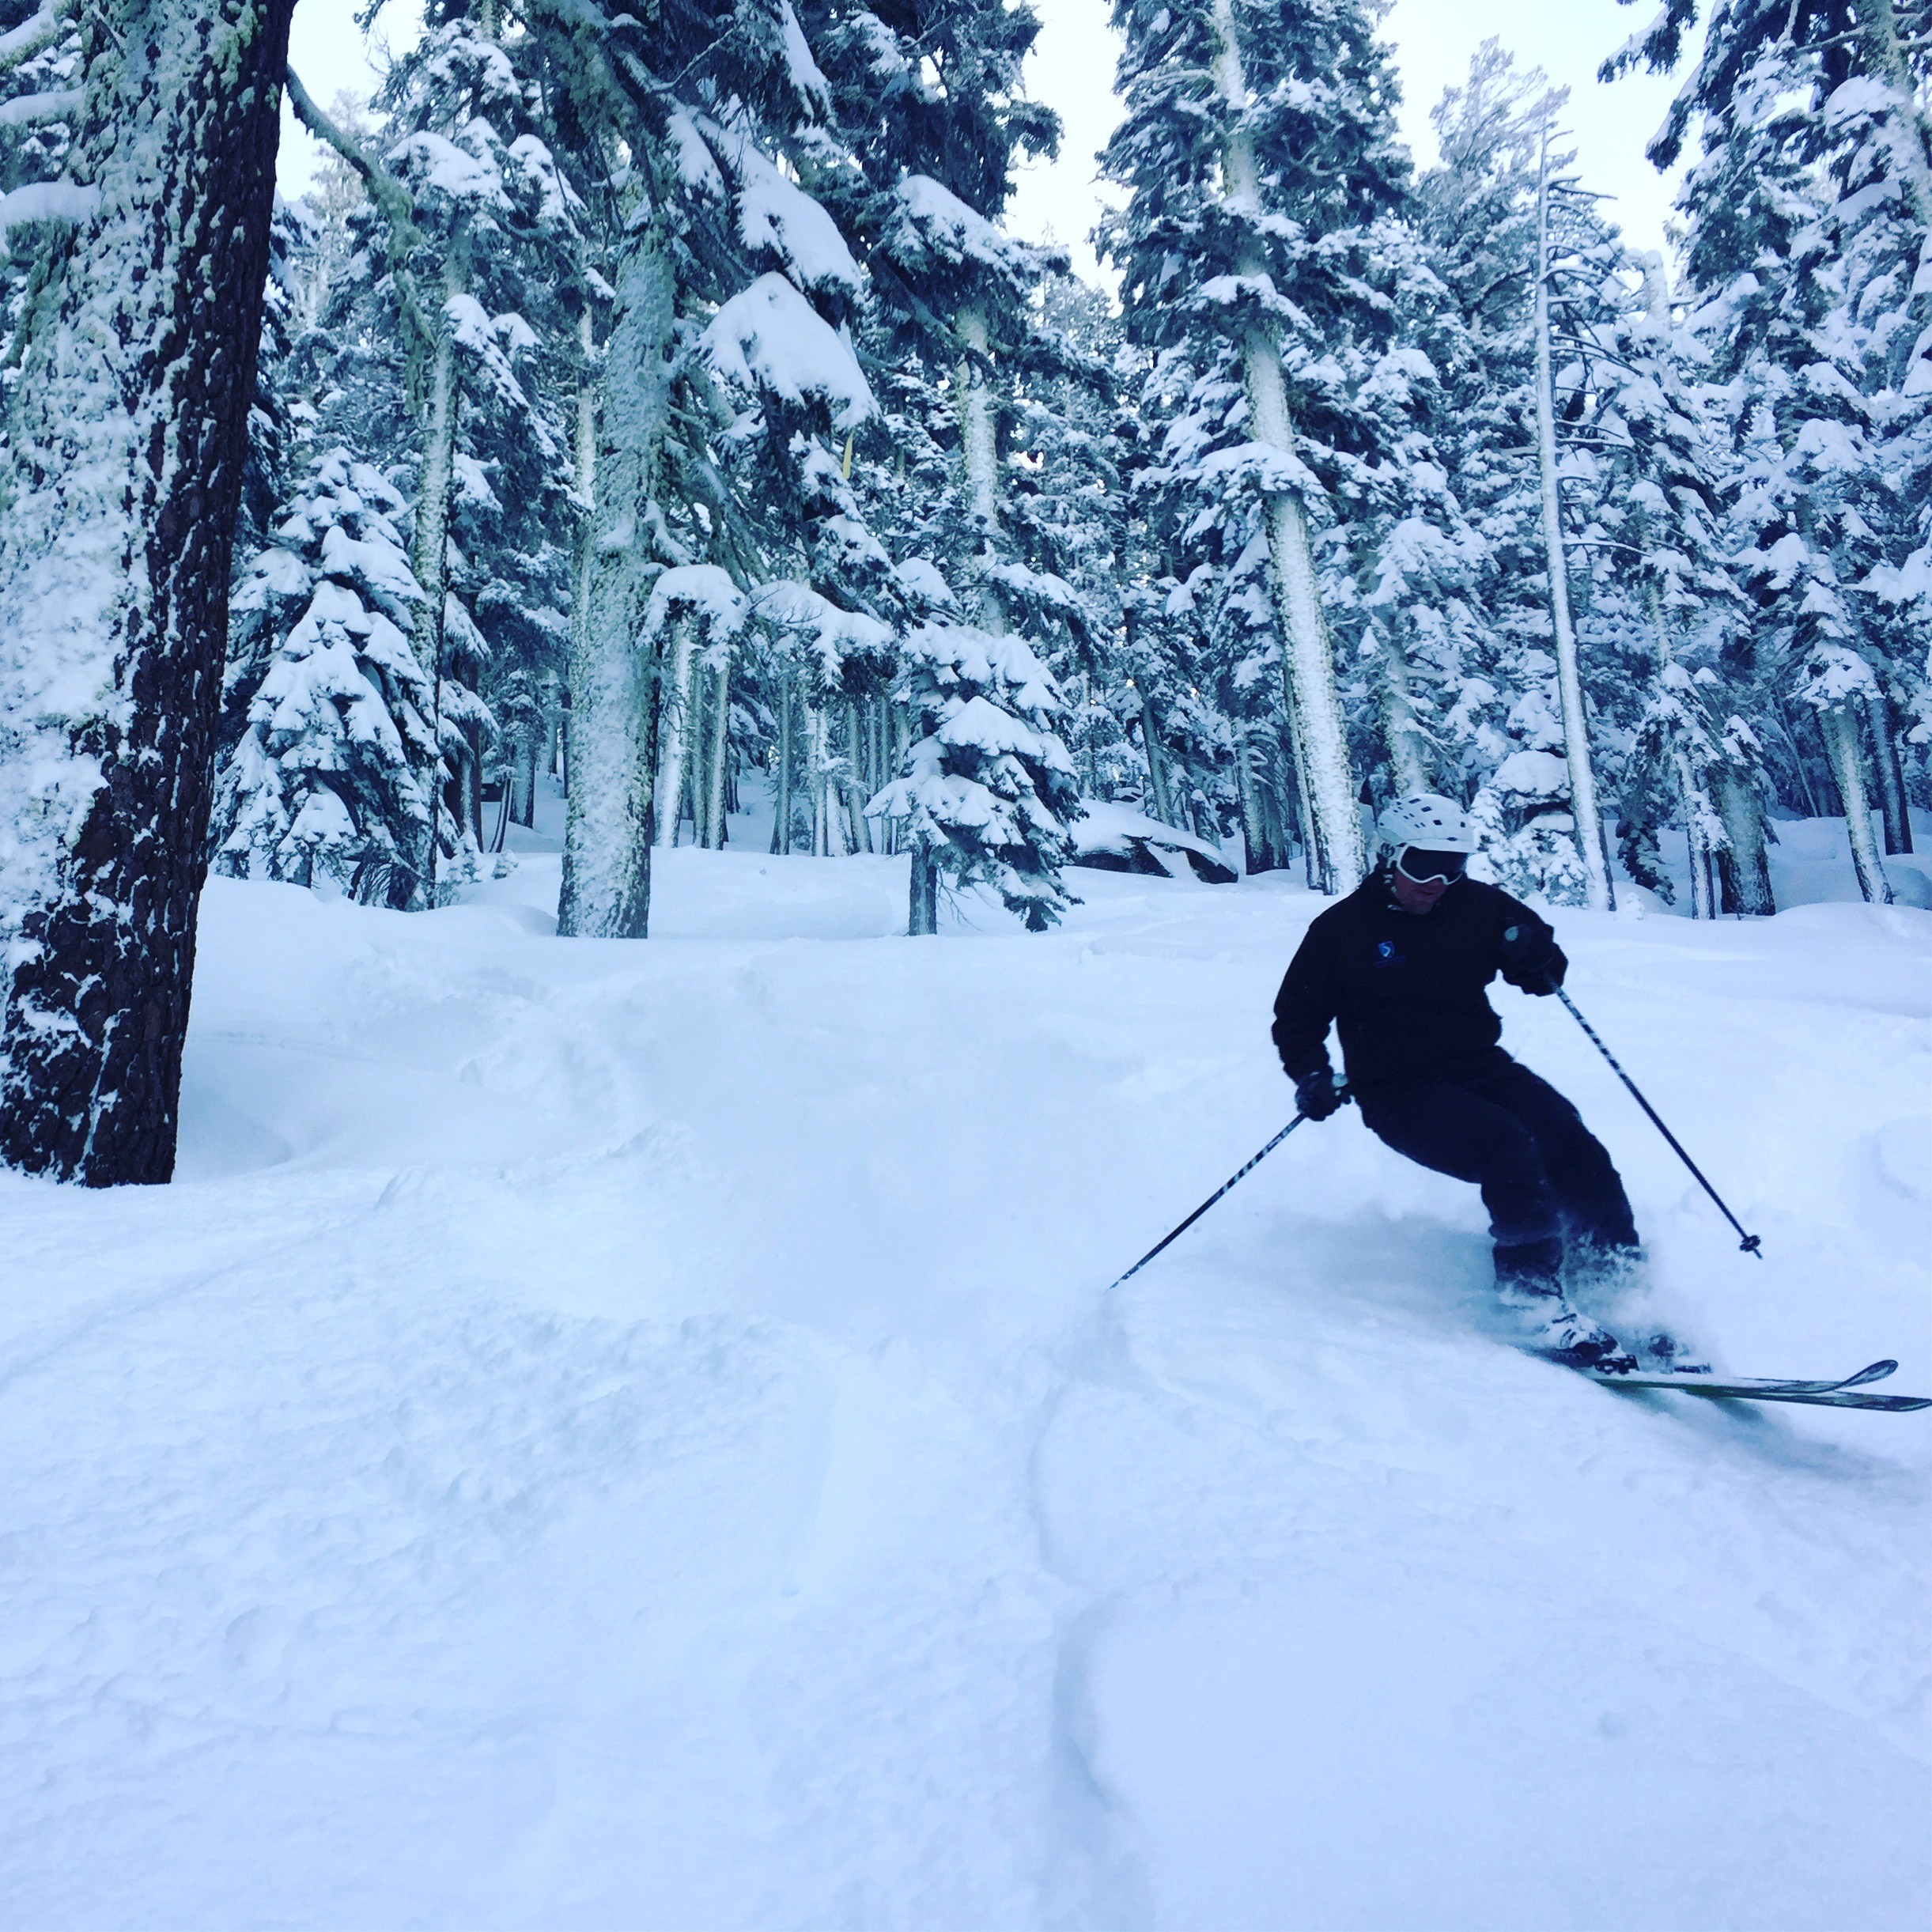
[{"xmin": 1072, "ymin": 799, "xmax": 1238, "ymax": 883}]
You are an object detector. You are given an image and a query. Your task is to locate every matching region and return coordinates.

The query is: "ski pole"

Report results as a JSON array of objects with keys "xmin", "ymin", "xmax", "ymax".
[
  {"xmin": 1104, "ymin": 1112, "xmax": 1314, "ymax": 1295},
  {"xmin": 1555, "ymin": 985, "xmax": 1764, "ymax": 1257}
]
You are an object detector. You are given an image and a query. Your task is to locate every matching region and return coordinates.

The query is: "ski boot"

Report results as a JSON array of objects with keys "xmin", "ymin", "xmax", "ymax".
[
  {"xmin": 1496, "ymin": 1239, "xmax": 1638, "ymax": 1374},
  {"xmin": 1566, "ymin": 1241, "xmax": 1710, "ymax": 1374}
]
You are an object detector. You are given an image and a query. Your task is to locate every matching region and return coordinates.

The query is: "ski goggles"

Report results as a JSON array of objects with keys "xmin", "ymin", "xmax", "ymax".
[{"xmin": 1394, "ymin": 846, "xmax": 1469, "ymax": 885}]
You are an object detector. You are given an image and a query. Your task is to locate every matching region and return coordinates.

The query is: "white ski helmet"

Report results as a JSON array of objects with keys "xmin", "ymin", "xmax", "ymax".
[{"xmin": 1378, "ymin": 792, "xmax": 1477, "ymax": 857}]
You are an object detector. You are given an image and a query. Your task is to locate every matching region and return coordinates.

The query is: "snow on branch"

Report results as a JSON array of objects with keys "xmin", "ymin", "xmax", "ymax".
[
  {"xmin": 700, "ymin": 272, "xmax": 875, "ymax": 430},
  {"xmin": 778, "ymin": 1, "xmax": 831, "ymax": 117},
  {"xmin": 886, "ymin": 175, "xmax": 1042, "ymax": 286},
  {"xmin": 753, "ymin": 580, "xmax": 892, "ymax": 679},
  {"xmin": 0, "ymin": 86, "xmax": 81, "ymax": 126},
  {"xmin": 701, "ymin": 119, "xmax": 864, "ymax": 301},
  {"xmin": 645, "ymin": 565, "xmax": 748, "ymax": 641},
  {"xmin": 0, "ymin": 180, "xmax": 97, "ymax": 237},
  {"xmin": 0, "ymin": 0, "xmax": 70, "ymax": 75}
]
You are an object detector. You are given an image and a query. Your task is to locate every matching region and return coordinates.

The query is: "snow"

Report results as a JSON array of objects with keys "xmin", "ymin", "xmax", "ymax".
[
  {"xmin": 647, "ymin": 563, "xmax": 748, "ymax": 638},
  {"xmin": 1488, "ymin": 747, "xmax": 1572, "ymax": 797},
  {"xmin": 1074, "ymin": 797, "xmax": 1231, "ymax": 870},
  {"xmin": 889, "ymin": 174, "xmax": 1038, "ymax": 280},
  {"xmin": 704, "ymin": 119, "xmax": 864, "ymax": 298},
  {"xmin": 700, "ymin": 272, "xmax": 875, "ymax": 432},
  {"xmin": 0, "ymin": 85, "xmax": 81, "ymax": 127},
  {"xmin": 0, "ymin": 836, "xmax": 1926, "ymax": 1926},
  {"xmin": 0, "ymin": 177, "xmax": 96, "ymax": 236}
]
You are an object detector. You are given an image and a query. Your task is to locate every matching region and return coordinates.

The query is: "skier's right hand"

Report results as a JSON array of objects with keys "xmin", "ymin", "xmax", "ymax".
[{"xmin": 1295, "ymin": 1070, "xmax": 1346, "ymax": 1121}]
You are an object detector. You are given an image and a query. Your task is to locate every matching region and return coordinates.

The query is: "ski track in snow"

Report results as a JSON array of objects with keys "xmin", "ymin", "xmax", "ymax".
[{"xmin": 0, "ymin": 836, "xmax": 1927, "ymax": 1929}]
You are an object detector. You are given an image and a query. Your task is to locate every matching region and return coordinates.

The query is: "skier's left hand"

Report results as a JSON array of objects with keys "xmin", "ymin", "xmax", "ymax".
[
  {"xmin": 1500, "ymin": 921, "xmax": 1566, "ymax": 994},
  {"xmin": 1294, "ymin": 1070, "xmax": 1348, "ymax": 1121}
]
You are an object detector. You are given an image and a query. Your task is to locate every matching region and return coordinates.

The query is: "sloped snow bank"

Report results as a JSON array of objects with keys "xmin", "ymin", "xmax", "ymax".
[
  {"xmin": 0, "ymin": 846, "xmax": 1926, "ymax": 1929},
  {"xmin": 1072, "ymin": 799, "xmax": 1238, "ymax": 883}
]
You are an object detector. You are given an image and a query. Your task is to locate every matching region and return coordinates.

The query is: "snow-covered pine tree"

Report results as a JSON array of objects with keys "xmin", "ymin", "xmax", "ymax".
[
  {"xmin": 509, "ymin": 0, "xmax": 876, "ymax": 934},
  {"xmin": 372, "ymin": 13, "xmax": 578, "ymax": 888},
  {"xmin": 1101, "ymin": 0, "xmax": 1417, "ymax": 893},
  {"xmin": 211, "ymin": 448, "xmax": 440, "ymax": 902},
  {"xmin": 273, "ymin": 25, "xmax": 576, "ymax": 905},
  {"xmin": 871, "ymin": 617, "xmax": 1083, "ymax": 932},
  {"xmin": 1415, "ymin": 49, "xmax": 1650, "ymax": 907},
  {"xmin": 0, "ymin": 0, "xmax": 296, "ymax": 1183},
  {"xmin": 1610, "ymin": 0, "xmax": 1930, "ymax": 902},
  {"xmin": 1586, "ymin": 254, "xmax": 1775, "ymax": 915},
  {"xmin": 1526, "ymin": 119, "xmax": 1619, "ymax": 909},
  {"xmin": 795, "ymin": 0, "xmax": 1086, "ymax": 931}
]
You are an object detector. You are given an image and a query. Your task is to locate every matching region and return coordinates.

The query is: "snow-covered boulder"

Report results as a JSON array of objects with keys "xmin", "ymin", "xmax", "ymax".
[{"xmin": 1071, "ymin": 801, "xmax": 1238, "ymax": 884}]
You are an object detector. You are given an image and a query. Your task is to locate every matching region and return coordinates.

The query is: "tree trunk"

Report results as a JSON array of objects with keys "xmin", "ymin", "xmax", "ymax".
[
  {"xmin": 0, "ymin": 0, "xmax": 297, "ymax": 1185},
  {"xmin": 703, "ymin": 656, "xmax": 732, "ymax": 849},
  {"xmin": 410, "ymin": 271, "xmax": 463, "ymax": 902},
  {"xmin": 1209, "ymin": 0, "xmax": 1362, "ymax": 897},
  {"xmin": 1863, "ymin": 682, "xmax": 1913, "ymax": 854},
  {"xmin": 1379, "ymin": 630, "xmax": 1431, "ymax": 796},
  {"xmin": 816, "ymin": 706, "xmax": 849, "ymax": 856},
  {"xmin": 1819, "ymin": 703, "xmax": 1893, "ymax": 903},
  {"xmin": 955, "ymin": 301, "xmax": 1006, "ymax": 633},
  {"xmin": 1714, "ymin": 771, "xmax": 1776, "ymax": 917},
  {"xmin": 773, "ymin": 677, "xmax": 794, "ymax": 855},
  {"xmin": 558, "ymin": 231, "xmax": 675, "ymax": 938},
  {"xmin": 1647, "ymin": 587, "xmax": 1713, "ymax": 918},
  {"xmin": 845, "ymin": 701, "xmax": 872, "ymax": 853},
  {"xmin": 1140, "ymin": 692, "xmax": 1175, "ymax": 826},
  {"xmin": 1236, "ymin": 724, "xmax": 1271, "ymax": 874},
  {"xmin": 652, "ymin": 615, "xmax": 697, "ymax": 849},
  {"xmin": 1279, "ymin": 698, "xmax": 1320, "ymax": 889},
  {"xmin": 909, "ymin": 844, "xmax": 939, "ymax": 936},
  {"xmin": 1535, "ymin": 127, "xmax": 1615, "ymax": 913},
  {"xmin": 1672, "ymin": 747, "xmax": 1716, "ymax": 918}
]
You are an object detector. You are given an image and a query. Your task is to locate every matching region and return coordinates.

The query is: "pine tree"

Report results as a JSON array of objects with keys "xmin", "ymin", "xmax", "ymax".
[
  {"xmin": 1612, "ymin": 0, "xmax": 1932, "ymax": 902},
  {"xmin": 1100, "ymin": 0, "xmax": 1416, "ymax": 892},
  {"xmin": 211, "ymin": 447, "xmax": 441, "ymax": 902},
  {"xmin": 871, "ymin": 618, "xmax": 1083, "ymax": 929}
]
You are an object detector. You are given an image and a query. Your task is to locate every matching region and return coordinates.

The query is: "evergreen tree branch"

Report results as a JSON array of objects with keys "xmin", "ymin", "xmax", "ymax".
[{"xmin": 0, "ymin": 0, "xmax": 74, "ymax": 78}]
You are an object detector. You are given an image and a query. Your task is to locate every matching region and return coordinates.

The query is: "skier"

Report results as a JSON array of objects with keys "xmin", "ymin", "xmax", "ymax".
[{"xmin": 1272, "ymin": 793, "xmax": 1643, "ymax": 1371}]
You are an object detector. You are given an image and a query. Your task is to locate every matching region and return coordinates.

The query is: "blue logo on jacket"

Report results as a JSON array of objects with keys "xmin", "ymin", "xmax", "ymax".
[{"xmin": 1375, "ymin": 939, "xmax": 1401, "ymax": 964}]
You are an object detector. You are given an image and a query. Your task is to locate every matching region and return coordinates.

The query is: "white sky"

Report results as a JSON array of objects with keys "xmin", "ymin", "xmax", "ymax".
[{"xmin": 278, "ymin": 0, "xmax": 1694, "ymax": 282}]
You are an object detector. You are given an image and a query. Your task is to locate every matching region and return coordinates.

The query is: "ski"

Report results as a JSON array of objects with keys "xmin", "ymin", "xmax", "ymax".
[{"xmin": 1563, "ymin": 1358, "xmax": 1930, "ymax": 1412}]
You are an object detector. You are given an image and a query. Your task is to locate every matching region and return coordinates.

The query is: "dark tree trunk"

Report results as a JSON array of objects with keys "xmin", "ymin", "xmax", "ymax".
[
  {"xmin": 1865, "ymin": 686, "xmax": 1913, "ymax": 854},
  {"xmin": 0, "ymin": 0, "xmax": 297, "ymax": 1185}
]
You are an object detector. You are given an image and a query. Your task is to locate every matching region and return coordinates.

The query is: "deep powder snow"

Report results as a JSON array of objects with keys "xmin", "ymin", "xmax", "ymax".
[{"xmin": 0, "ymin": 834, "xmax": 1926, "ymax": 1928}]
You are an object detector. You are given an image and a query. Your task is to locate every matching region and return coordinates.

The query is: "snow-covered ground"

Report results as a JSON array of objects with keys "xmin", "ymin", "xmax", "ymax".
[{"xmin": 1, "ymin": 815, "xmax": 1927, "ymax": 1929}]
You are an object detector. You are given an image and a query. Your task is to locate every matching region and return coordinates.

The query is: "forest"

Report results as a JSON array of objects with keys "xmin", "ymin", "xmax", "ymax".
[{"xmin": 0, "ymin": 0, "xmax": 1928, "ymax": 1185}]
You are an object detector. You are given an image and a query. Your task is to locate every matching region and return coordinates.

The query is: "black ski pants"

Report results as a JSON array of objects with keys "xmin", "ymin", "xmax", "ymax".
[{"xmin": 1356, "ymin": 1051, "xmax": 1638, "ymax": 1271}]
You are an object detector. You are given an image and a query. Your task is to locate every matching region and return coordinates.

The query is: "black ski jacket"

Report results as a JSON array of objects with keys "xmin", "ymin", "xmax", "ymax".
[{"xmin": 1271, "ymin": 872, "xmax": 1563, "ymax": 1095}]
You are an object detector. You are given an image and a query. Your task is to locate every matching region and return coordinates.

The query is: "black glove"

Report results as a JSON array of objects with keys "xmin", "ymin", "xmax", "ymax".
[
  {"xmin": 1294, "ymin": 1070, "xmax": 1347, "ymax": 1121},
  {"xmin": 1500, "ymin": 921, "xmax": 1566, "ymax": 995}
]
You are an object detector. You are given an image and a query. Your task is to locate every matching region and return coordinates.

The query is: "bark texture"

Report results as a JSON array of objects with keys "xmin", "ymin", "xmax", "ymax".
[
  {"xmin": 558, "ymin": 233, "xmax": 675, "ymax": 939},
  {"xmin": 1820, "ymin": 703, "xmax": 1894, "ymax": 904},
  {"xmin": 1714, "ymin": 772, "xmax": 1776, "ymax": 917},
  {"xmin": 0, "ymin": 0, "xmax": 297, "ymax": 1185}
]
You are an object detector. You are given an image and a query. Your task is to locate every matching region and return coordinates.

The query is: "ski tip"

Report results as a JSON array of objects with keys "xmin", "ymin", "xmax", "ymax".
[{"xmin": 1847, "ymin": 1359, "xmax": 1900, "ymax": 1387}]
